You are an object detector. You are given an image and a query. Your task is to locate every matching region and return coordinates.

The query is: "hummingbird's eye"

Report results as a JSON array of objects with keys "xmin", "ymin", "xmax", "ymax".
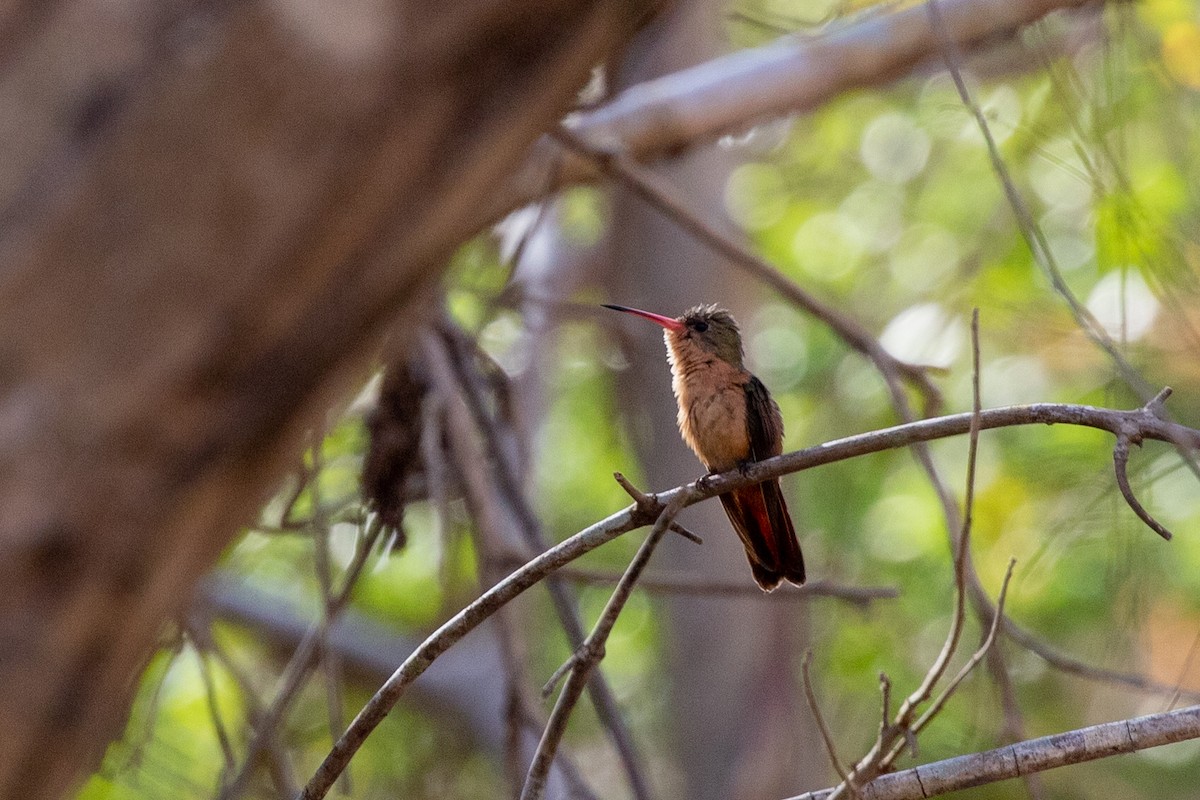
[{"xmin": 692, "ymin": 321, "xmax": 709, "ymax": 333}]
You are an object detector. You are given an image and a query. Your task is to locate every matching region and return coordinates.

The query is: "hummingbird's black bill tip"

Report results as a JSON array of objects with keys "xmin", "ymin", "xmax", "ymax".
[{"xmin": 600, "ymin": 303, "xmax": 686, "ymax": 332}]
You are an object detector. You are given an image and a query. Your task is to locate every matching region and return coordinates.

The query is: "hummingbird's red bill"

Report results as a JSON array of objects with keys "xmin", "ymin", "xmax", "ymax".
[{"xmin": 602, "ymin": 303, "xmax": 686, "ymax": 333}]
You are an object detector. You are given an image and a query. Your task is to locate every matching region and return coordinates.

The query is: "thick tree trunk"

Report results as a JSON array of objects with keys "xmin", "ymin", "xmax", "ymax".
[{"xmin": 0, "ymin": 2, "xmax": 644, "ymax": 797}]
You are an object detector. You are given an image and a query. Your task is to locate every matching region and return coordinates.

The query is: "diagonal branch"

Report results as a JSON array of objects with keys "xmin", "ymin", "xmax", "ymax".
[
  {"xmin": 829, "ymin": 311, "xmax": 989, "ymax": 798},
  {"xmin": 434, "ymin": 324, "xmax": 656, "ymax": 799},
  {"xmin": 520, "ymin": 494, "xmax": 688, "ymax": 800},
  {"xmin": 490, "ymin": 0, "xmax": 1096, "ymax": 221},
  {"xmin": 220, "ymin": 516, "xmax": 386, "ymax": 800},
  {"xmin": 297, "ymin": 395, "xmax": 1200, "ymax": 800},
  {"xmin": 555, "ymin": 127, "xmax": 940, "ymax": 411}
]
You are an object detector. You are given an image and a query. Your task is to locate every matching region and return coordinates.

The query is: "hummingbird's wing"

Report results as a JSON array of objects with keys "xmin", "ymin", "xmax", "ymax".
[
  {"xmin": 721, "ymin": 376, "xmax": 805, "ymax": 589},
  {"xmin": 744, "ymin": 375, "xmax": 784, "ymax": 460}
]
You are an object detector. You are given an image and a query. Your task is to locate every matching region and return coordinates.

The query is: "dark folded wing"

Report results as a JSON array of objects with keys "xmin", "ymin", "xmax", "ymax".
[{"xmin": 740, "ymin": 376, "xmax": 805, "ymax": 586}]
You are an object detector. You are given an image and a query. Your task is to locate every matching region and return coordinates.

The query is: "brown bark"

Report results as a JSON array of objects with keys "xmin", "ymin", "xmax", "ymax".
[{"xmin": 0, "ymin": 1, "xmax": 645, "ymax": 797}]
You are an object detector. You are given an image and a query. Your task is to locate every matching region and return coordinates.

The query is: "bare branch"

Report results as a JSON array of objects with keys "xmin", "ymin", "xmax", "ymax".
[
  {"xmin": 614, "ymin": 471, "xmax": 652, "ymax": 505},
  {"xmin": 486, "ymin": 561, "xmax": 898, "ymax": 607},
  {"xmin": 803, "ymin": 652, "xmax": 857, "ymax": 797},
  {"xmin": 909, "ymin": 560, "xmax": 1017, "ymax": 742},
  {"xmin": 789, "ymin": 705, "xmax": 1200, "ymax": 800},
  {"xmin": 557, "ymin": 127, "xmax": 939, "ymax": 409},
  {"xmin": 1002, "ymin": 619, "xmax": 1200, "ymax": 702},
  {"xmin": 221, "ymin": 516, "xmax": 385, "ymax": 800},
  {"xmin": 520, "ymin": 495, "xmax": 688, "ymax": 800},
  {"xmin": 492, "ymin": 0, "xmax": 1095, "ymax": 220},
  {"xmin": 435, "ymin": 326, "xmax": 654, "ymax": 800},
  {"xmin": 298, "ymin": 396, "xmax": 1199, "ymax": 800},
  {"xmin": 614, "ymin": 472, "xmax": 702, "ymax": 544},
  {"xmin": 1113, "ymin": 435, "xmax": 1174, "ymax": 541}
]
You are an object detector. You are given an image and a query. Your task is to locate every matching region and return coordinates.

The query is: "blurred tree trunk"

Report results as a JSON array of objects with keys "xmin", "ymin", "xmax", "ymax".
[
  {"xmin": 603, "ymin": 3, "xmax": 824, "ymax": 798},
  {"xmin": 0, "ymin": 2, "xmax": 648, "ymax": 798}
]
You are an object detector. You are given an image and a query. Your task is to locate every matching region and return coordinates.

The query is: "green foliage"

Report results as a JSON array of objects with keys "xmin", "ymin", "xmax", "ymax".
[{"xmin": 86, "ymin": 2, "xmax": 1200, "ymax": 798}]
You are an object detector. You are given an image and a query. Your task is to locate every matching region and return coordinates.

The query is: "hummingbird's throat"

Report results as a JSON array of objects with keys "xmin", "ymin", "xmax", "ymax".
[{"xmin": 666, "ymin": 335, "xmax": 753, "ymax": 472}]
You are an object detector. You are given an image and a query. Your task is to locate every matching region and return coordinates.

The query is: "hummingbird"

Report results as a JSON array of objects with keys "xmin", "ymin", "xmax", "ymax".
[{"xmin": 603, "ymin": 303, "xmax": 805, "ymax": 591}]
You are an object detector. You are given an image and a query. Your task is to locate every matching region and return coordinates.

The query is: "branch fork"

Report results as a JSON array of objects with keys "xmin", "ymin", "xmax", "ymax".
[
  {"xmin": 299, "ymin": 395, "xmax": 1200, "ymax": 800},
  {"xmin": 1111, "ymin": 387, "xmax": 1177, "ymax": 541},
  {"xmin": 615, "ymin": 471, "xmax": 702, "ymax": 543}
]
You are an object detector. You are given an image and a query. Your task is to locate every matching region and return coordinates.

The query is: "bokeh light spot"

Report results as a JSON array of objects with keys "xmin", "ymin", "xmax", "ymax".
[{"xmin": 860, "ymin": 112, "xmax": 932, "ymax": 184}]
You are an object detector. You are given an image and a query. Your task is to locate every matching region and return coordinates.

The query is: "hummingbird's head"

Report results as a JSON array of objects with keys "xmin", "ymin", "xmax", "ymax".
[
  {"xmin": 675, "ymin": 304, "xmax": 744, "ymax": 367},
  {"xmin": 602, "ymin": 303, "xmax": 744, "ymax": 368}
]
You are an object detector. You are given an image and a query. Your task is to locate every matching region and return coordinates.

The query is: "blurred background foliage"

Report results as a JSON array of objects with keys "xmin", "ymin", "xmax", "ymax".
[{"xmin": 81, "ymin": 0, "xmax": 1200, "ymax": 797}]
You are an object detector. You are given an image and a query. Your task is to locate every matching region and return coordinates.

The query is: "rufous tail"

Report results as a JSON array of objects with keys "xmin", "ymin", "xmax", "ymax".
[{"xmin": 718, "ymin": 479, "xmax": 805, "ymax": 591}]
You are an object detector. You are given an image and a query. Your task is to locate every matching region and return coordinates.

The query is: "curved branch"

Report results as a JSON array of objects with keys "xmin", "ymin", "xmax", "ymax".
[
  {"xmin": 299, "ymin": 397, "xmax": 1198, "ymax": 800},
  {"xmin": 1113, "ymin": 434, "xmax": 1174, "ymax": 541}
]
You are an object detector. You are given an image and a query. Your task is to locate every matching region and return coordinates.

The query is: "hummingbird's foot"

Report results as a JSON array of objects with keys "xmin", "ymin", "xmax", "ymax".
[{"xmin": 696, "ymin": 471, "xmax": 719, "ymax": 493}]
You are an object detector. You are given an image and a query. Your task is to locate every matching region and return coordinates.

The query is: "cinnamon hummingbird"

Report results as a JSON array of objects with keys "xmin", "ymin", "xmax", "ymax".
[{"xmin": 603, "ymin": 303, "xmax": 805, "ymax": 591}]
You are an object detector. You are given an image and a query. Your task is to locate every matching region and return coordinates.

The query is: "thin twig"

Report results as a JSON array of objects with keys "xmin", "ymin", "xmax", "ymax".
[
  {"xmin": 1113, "ymin": 434, "xmax": 1173, "ymax": 540},
  {"xmin": 419, "ymin": 391, "xmax": 452, "ymax": 578},
  {"xmin": 308, "ymin": 431, "xmax": 353, "ymax": 796},
  {"xmin": 277, "ymin": 457, "xmax": 316, "ymax": 531},
  {"xmin": 1167, "ymin": 626, "xmax": 1200, "ymax": 713},
  {"xmin": 189, "ymin": 635, "xmax": 237, "ymax": 776},
  {"xmin": 789, "ymin": 704, "xmax": 1200, "ymax": 800},
  {"xmin": 520, "ymin": 494, "xmax": 688, "ymax": 800},
  {"xmin": 488, "ymin": 558, "xmax": 898, "ymax": 607},
  {"xmin": 803, "ymin": 652, "xmax": 858, "ymax": 797},
  {"xmin": 830, "ymin": 312, "xmax": 988, "ymax": 799},
  {"xmin": 879, "ymin": 674, "xmax": 892, "ymax": 736},
  {"xmin": 220, "ymin": 515, "xmax": 385, "ymax": 800},
  {"xmin": 1002, "ymin": 618, "xmax": 1200, "ymax": 702},
  {"xmin": 298, "ymin": 397, "xmax": 1199, "ymax": 800},
  {"xmin": 907, "ymin": 559, "xmax": 1017, "ymax": 743},
  {"xmin": 553, "ymin": 126, "xmax": 941, "ymax": 414},
  {"xmin": 436, "ymin": 324, "xmax": 654, "ymax": 800},
  {"xmin": 198, "ymin": 624, "xmax": 300, "ymax": 798},
  {"xmin": 614, "ymin": 471, "xmax": 702, "ymax": 544}
]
